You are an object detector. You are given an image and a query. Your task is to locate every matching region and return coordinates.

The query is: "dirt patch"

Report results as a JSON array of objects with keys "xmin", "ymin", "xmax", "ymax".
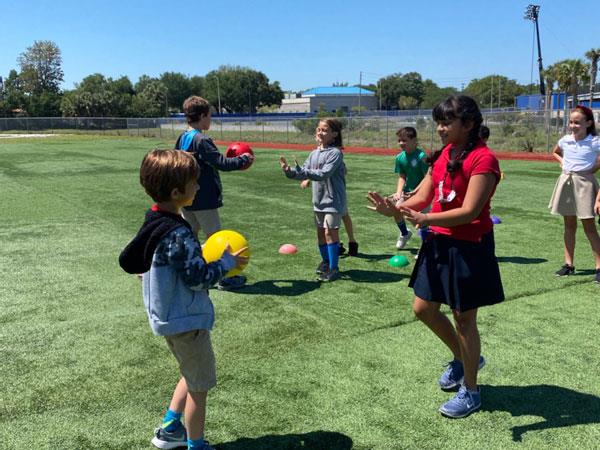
[{"xmin": 213, "ymin": 140, "xmax": 554, "ymax": 162}]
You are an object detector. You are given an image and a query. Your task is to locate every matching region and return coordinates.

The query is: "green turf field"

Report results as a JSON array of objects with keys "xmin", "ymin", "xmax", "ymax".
[{"xmin": 1, "ymin": 136, "xmax": 599, "ymax": 449}]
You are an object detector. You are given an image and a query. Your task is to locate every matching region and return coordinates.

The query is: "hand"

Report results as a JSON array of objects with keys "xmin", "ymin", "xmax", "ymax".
[
  {"xmin": 367, "ymin": 191, "xmax": 398, "ymax": 217},
  {"xmin": 225, "ymin": 244, "xmax": 249, "ymax": 269},
  {"xmin": 391, "ymin": 192, "xmax": 403, "ymax": 202},
  {"xmin": 399, "ymin": 206, "xmax": 428, "ymax": 228},
  {"xmin": 279, "ymin": 156, "xmax": 289, "ymax": 171},
  {"xmin": 595, "ymin": 201, "xmax": 600, "ymax": 216},
  {"xmin": 300, "ymin": 179, "xmax": 310, "ymax": 189},
  {"xmin": 241, "ymin": 153, "xmax": 255, "ymax": 163}
]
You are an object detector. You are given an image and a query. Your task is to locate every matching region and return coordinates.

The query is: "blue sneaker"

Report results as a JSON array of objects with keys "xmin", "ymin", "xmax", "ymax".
[
  {"xmin": 439, "ymin": 356, "xmax": 485, "ymax": 391},
  {"xmin": 439, "ymin": 385, "xmax": 481, "ymax": 418},
  {"xmin": 151, "ymin": 423, "xmax": 187, "ymax": 449}
]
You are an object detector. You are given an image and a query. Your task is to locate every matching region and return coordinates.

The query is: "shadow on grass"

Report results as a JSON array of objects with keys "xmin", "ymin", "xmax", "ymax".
[
  {"xmin": 496, "ymin": 256, "xmax": 547, "ymax": 264},
  {"xmin": 215, "ymin": 431, "xmax": 353, "ymax": 450},
  {"xmin": 239, "ymin": 279, "xmax": 320, "ymax": 296},
  {"xmin": 347, "ymin": 252, "xmax": 396, "ymax": 261},
  {"xmin": 342, "ymin": 269, "xmax": 408, "ymax": 283},
  {"xmin": 480, "ymin": 384, "xmax": 600, "ymax": 442}
]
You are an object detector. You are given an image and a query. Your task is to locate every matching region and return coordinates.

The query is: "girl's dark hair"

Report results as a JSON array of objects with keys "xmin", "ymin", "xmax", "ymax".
[
  {"xmin": 427, "ymin": 95, "xmax": 483, "ymax": 172},
  {"xmin": 572, "ymin": 105, "xmax": 597, "ymax": 136},
  {"xmin": 319, "ymin": 118, "xmax": 344, "ymax": 148}
]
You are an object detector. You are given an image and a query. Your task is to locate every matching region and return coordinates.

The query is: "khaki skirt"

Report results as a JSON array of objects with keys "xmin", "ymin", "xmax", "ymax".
[{"xmin": 549, "ymin": 172, "xmax": 599, "ymax": 218}]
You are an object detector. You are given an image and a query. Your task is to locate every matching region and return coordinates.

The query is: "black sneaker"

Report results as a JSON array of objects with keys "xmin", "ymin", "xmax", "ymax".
[
  {"xmin": 316, "ymin": 261, "xmax": 329, "ymax": 274},
  {"xmin": 555, "ymin": 264, "xmax": 575, "ymax": 277},
  {"xmin": 595, "ymin": 269, "xmax": 600, "ymax": 283},
  {"xmin": 339, "ymin": 242, "xmax": 347, "ymax": 255},
  {"xmin": 348, "ymin": 241, "xmax": 359, "ymax": 256},
  {"xmin": 217, "ymin": 275, "xmax": 247, "ymax": 291},
  {"xmin": 318, "ymin": 267, "xmax": 340, "ymax": 282}
]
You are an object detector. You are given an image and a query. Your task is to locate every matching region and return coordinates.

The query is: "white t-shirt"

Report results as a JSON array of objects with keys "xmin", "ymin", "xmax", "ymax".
[{"xmin": 559, "ymin": 134, "xmax": 600, "ymax": 172}]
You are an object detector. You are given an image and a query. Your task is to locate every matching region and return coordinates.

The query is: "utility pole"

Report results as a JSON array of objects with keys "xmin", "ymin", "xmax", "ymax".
[
  {"xmin": 358, "ymin": 71, "xmax": 362, "ymax": 116},
  {"xmin": 215, "ymin": 75, "xmax": 221, "ymax": 114},
  {"xmin": 490, "ymin": 76, "xmax": 494, "ymax": 111},
  {"xmin": 524, "ymin": 4, "xmax": 545, "ymax": 95}
]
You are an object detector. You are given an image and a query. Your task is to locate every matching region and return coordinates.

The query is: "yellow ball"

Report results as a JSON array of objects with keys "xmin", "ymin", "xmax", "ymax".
[{"xmin": 202, "ymin": 230, "xmax": 250, "ymax": 277}]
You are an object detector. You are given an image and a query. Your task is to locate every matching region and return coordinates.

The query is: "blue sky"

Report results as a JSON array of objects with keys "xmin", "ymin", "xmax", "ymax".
[{"xmin": 1, "ymin": 0, "xmax": 596, "ymax": 92}]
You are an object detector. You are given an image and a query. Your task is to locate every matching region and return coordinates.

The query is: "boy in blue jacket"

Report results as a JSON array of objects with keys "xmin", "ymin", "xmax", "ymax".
[
  {"xmin": 176, "ymin": 96, "xmax": 254, "ymax": 291},
  {"xmin": 119, "ymin": 149, "xmax": 247, "ymax": 450}
]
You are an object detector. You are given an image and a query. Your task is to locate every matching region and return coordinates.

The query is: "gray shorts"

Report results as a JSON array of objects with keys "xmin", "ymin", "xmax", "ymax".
[
  {"xmin": 314, "ymin": 212, "xmax": 342, "ymax": 229},
  {"xmin": 165, "ymin": 329, "xmax": 216, "ymax": 392},
  {"xmin": 182, "ymin": 209, "xmax": 221, "ymax": 238}
]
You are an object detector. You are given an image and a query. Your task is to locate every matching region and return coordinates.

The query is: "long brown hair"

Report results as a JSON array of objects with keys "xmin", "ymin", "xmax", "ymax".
[
  {"xmin": 319, "ymin": 118, "xmax": 344, "ymax": 148},
  {"xmin": 572, "ymin": 105, "xmax": 597, "ymax": 136}
]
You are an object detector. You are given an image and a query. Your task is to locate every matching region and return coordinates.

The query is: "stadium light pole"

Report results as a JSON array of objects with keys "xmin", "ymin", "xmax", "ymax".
[{"xmin": 524, "ymin": 4, "xmax": 546, "ymax": 96}]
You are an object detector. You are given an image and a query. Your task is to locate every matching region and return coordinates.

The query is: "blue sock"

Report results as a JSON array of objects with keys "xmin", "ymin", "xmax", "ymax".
[
  {"xmin": 188, "ymin": 437, "xmax": 206, "ymax": 449},
  {"xmin": 327, "ymin": 242, "xmax": 340, "ymax": 270},
  {"xmin": 318, "ymin": 243, "xmax": 329, "ymax": 263},
  {"xmin": 162, "ymin": 408, "xmax": 182, "ymax": 431},
  {"xmin": 396, "ymin": 221, "xmax": 408, "ymax": 236}
]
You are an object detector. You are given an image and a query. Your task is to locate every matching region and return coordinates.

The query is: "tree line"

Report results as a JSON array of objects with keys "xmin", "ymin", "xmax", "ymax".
[{"xmin": 1, "ymin": 41, "xmax": 598, "ymax": 118}]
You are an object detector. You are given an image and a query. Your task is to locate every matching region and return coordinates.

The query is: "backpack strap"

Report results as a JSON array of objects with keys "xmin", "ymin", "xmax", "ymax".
[{"xmin": 178, "ymin": 129, "xmax": 200, "ymax": 151}]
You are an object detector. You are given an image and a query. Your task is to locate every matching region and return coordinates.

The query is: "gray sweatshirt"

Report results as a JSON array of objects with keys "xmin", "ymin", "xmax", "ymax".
[{"xmin": 284, "ymin": 146, "xmax": 347, "ymax": 214}]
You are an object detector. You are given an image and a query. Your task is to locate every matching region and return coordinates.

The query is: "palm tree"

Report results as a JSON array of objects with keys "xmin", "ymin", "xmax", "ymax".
[
  {"xmin": 585, "ymin": 48, "xmax": 600, "ymax": 108},
  {"xmin": 554, "ymin": 59, "xmax": 589, "ymax": 108}
]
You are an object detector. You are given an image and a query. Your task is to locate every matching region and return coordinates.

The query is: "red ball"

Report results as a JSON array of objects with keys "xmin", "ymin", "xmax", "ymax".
[{"xmin": 225, "ymin": 142, "xmax": 254, "ymax": 170}]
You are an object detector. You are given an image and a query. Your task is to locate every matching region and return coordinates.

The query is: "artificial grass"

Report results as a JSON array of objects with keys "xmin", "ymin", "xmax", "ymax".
[{"xmin": 0, "ymin": 136, "xmax": 599, "ymax": 449}]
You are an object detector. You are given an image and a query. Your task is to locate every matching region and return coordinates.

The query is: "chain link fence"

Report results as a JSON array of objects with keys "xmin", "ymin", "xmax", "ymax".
[{"xmin": 0, "ymin": 109, "xmax": 580, "ymax": 152}]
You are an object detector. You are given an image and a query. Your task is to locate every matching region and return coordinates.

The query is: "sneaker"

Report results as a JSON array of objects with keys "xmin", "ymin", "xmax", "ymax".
[
  {"xmin": 348, "ymin": 241, "xmax": 359, "ymax": 257},
  {"xmin": 318, "ymin": 267, "xmax": 340, "ymax": 282},
  {"xmin": 316, "ymin": 261, "xmax": 329, "ymax": 274},
  {"xmin": 151, "ymin": 425, "xmax": 187, "ymax": 449},
  {"xmin": 555, "ymin": 264, "xmax": 575, "ymax": 277},
  {"xmin": 439, "ymin": 385, "xmax": 481, "ymax": 418},
  {"xmin": 217, "ymin": 275, "xmax": 247, "ymax": 291},
  {"xmin": 339, "ymin": 242, "xmax": 347, "ymax": 255},
  {"xmin": 396, "ymin": 230, "xmax": 413, "ymax": 250},
  {"xmin": 595, "ymin": 269, "xmax": 600, "ymax": 283},
  {"xmin": 439, "ymin": 356, "xmax": 485, "ymax": 391}
]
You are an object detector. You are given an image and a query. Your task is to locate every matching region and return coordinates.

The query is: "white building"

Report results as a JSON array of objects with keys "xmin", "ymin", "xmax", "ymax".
[{"xmin": 279, "ymin": 86, "xmax": 378, "ymax": 113}]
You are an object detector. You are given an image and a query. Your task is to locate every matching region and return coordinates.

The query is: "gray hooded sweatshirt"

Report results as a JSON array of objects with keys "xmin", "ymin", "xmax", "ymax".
[{"xmin": 284, "ymin": 146, "xmax": 347, "ymax": 214}]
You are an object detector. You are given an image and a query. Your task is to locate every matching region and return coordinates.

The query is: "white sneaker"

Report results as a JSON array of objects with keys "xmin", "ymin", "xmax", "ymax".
[{"xmin": 396, "ymin": 230, "xmax": 413, "ymax": 250}]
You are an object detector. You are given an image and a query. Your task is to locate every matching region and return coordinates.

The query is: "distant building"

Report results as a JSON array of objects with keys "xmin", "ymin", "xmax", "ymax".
[
  {"xmin": 279, "ymin": 86, "xmax": 378, "ymax": 113},
  {"xmin": 516, "ymin": 92, "xmax": 600, "ymax": 110}
]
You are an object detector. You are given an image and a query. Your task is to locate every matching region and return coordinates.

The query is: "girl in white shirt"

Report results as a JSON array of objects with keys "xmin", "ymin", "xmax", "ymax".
[{"xmin": 549, "ymin": 105, "xmax": 600, "ymax": 281}]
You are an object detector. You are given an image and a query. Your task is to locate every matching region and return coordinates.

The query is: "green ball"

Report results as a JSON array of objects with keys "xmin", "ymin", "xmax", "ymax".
[{"xmin": 389, "ymin": 255, "xmax": 409, "ymax": 268}]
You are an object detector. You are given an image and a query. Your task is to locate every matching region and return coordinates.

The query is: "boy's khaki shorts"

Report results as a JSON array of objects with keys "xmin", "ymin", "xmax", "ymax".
[
  {"xmin": 181, "ymin": 208, "xmax": 221, "ymax": 238},
  {"xmin": 165, "ymin": 329, "xmax": 216, "ymax": 392},
  {"xmin": 314, "ymin": 212, "xmax": 342, "ymax": 229}
]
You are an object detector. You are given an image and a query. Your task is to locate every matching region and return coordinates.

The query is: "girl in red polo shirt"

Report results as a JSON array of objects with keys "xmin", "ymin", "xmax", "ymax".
[{"xmin": 368, "ymin": 95, "xmax": 503, "ymax": 419}]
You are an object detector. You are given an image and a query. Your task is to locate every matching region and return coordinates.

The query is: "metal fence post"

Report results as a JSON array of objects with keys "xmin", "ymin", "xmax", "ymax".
[{"xmin": 286, "ymin": 120, "xmax": 289, "ymax": 144}]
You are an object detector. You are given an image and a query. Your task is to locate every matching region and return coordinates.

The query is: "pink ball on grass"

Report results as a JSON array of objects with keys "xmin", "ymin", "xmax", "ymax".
[{"xmin": 278, "ymin": 244, "xmax": 298, "ymax": 255}]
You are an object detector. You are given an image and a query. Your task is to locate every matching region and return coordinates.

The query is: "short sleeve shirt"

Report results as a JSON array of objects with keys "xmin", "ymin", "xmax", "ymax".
[
  {"xmin": 394, "ymin": 148, "xmax": 429, "ymax": 192},
  {"xmin": 559, "ymin": 134, "xmax": 600, "ymax": 172},
  {"xmin": 429, "ymin": 143, "xmax": 501, "ymax": 242}
]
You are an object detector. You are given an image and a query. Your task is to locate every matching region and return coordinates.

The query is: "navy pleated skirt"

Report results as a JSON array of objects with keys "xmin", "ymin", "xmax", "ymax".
[{"xmin": 408, "ymin": 231, "xmax": 504, "ymax": 312}]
